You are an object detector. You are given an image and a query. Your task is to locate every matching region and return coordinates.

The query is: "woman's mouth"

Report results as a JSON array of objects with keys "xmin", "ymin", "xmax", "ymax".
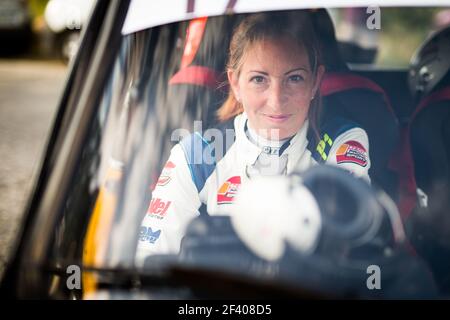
[{"xmin": 263, "ymin": 114, "xmax": 291, "ymax": 123}]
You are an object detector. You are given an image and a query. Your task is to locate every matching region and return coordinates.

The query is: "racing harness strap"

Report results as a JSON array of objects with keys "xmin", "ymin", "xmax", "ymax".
[
  {"xmin": 169, "ymin": 65, "xmax": 223, "ymax": 89},
  {"xmin": 180, "ymin": 17, "xmax": 208, "ymax": 69},
  {"xmin": 320, "ymin": 72, "xmax": 396, "ymax": 116},
  {"xmin": 169, "ymin": 17, "xmax": 225, "ymax": 89}
]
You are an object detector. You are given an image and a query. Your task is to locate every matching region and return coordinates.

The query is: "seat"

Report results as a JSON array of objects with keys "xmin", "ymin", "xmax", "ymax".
[{"xmin": 403, "ymin": 25, "xmax": 450, "ymax": 293}]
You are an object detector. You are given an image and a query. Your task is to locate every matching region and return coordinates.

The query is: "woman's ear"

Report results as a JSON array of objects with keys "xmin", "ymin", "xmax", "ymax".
[
  {"xmin": 312, "ymin": 65, "xmax": 325, "ymax": 96},
  {"xmin": 227, "ymin": 69, "xmax": 241, "ymax": 101}
]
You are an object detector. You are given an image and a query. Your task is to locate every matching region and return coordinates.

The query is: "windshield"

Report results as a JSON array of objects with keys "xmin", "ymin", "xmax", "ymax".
[{"xmin": 48, "ymin": 6, "xmax": 450, "ymax": 299}]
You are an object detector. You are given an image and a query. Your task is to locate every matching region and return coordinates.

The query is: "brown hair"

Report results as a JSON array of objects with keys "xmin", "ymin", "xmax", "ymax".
[{"xmin": 217, "ymin": 11, "xmax": 324, "ymax": 138}]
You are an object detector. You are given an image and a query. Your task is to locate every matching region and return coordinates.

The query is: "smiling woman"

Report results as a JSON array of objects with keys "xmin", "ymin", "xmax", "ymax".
[{"xmin": 223, "ymin": 12, "xmax": 325, "ymax": 140}]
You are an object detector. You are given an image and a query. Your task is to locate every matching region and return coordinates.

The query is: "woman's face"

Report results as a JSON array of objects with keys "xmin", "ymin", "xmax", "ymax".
[{"xmin": 228, "ymin": 37, "xmax": 324, "ymax": 140}]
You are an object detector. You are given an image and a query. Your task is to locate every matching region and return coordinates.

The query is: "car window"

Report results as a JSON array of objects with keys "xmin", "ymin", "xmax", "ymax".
[{"xmin": 47, "ymin": 7, "xmax": 450, "ymax": 299}]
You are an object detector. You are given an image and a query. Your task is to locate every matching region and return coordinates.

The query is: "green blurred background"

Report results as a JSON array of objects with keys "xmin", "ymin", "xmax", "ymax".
[
  {"xmin": 378, "ymin": 7, "xmax": 447, "ymax": 67},
  {"xmin": 29, "ymin": 0, "xmax": 47, "ymax": 17}
]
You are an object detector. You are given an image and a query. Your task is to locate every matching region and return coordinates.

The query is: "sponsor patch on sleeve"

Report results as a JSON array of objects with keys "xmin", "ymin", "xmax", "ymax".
[
  {"xmin": 138, "ymin": 226, "xmax": 161, "ymax": 244},
  {"xmin": 156, "ymin": 161, "xmax": 176, "ymax": 186},
  {"xmin": 217, "ymin": 176, "xmax": 241, "ymax": 205},
  {"xmin": 336, "ymin": 140, "xmax": 368, "ymax": 167},
  {"xmin": 147, "ymin": 198, "xmax": 171, "ymax": 219}
]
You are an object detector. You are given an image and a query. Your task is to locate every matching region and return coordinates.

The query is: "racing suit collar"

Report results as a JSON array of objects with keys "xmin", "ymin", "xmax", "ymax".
[
  {"xmin": 284, "ymin": 119, "xmax": 309, "ymax": 174},
  {"xmin": 235, "ymin": 112, "xmax": 261, "ymax": 165},
  {"xmin": 235, "ymin": 112, "xmax": 310, "ymax": 170}
]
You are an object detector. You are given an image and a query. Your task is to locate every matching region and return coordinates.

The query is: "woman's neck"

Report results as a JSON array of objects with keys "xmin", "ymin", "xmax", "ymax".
[{"xmin": 246, "ymin": 122, "xmax": 290, "ymax": 148}]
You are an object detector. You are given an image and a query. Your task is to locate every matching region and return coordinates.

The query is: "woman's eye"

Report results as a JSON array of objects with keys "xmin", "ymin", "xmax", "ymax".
[
  {"xmin": 250, "ymin": 76, "xmax": 265, "ymax": 84},
  {"xmin": 288, "ymin": 75, "xmax": 304, "ymax": 82}
]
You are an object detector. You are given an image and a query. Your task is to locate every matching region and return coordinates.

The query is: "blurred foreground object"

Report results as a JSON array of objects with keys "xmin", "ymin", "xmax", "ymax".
[{"xmin": 44, "ymin": 0, "xmax": 95, "ymax": 63}]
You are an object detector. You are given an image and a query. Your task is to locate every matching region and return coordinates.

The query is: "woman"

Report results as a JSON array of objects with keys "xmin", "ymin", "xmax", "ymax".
[{"xmin": 136, "ymin": 11, "xmax": 371, "ymax": 261}]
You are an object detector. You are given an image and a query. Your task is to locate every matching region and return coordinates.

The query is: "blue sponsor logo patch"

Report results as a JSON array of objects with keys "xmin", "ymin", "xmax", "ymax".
[{"xmin": 139, "ymin": 226, "xmax": 161, "ymax": 244}]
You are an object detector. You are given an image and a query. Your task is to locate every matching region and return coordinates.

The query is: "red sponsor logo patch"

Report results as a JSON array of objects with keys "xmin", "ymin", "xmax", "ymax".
[
  {"xmin": 336, "ymin": 140, "xmax": 368, "ymax": 167},
  {"xmin": 156, "ymin": 161, "xmax": 176, "ymax": 186},
  {"xmin": 147, "ymin": 198, "xmax": 171, "ymax": 219},
  {"xmin": 217, "ymin": 176, "xmax": 241, "ymax": 205}
]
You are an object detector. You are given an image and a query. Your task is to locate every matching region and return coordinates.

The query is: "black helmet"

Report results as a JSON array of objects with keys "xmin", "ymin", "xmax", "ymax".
[{"xmin": 408, "ymin": 26, "xmax": 450, "ymax": 100}]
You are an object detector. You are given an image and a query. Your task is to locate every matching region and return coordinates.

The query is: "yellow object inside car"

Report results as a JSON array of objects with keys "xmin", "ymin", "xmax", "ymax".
[{"xmin": 82, "ymin": 164, "xmax": 122, "ymax": 297}]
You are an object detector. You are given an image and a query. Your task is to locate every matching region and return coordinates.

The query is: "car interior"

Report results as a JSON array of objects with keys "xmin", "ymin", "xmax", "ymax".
[{"xmin": 159, "ymin": 9, "xmax": 450, "ymax": 293}]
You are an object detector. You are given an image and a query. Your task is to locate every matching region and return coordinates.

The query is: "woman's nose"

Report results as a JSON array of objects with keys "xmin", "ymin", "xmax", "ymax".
[{"xmin": 267, "ymin": 82, "xmax": 288, "ymax": 111}]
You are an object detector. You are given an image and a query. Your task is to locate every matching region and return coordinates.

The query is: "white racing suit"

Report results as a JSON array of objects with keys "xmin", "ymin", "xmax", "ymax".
[{"xmin": 135, "ymin": 112, "xmax": 371, "ymax": 264}]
